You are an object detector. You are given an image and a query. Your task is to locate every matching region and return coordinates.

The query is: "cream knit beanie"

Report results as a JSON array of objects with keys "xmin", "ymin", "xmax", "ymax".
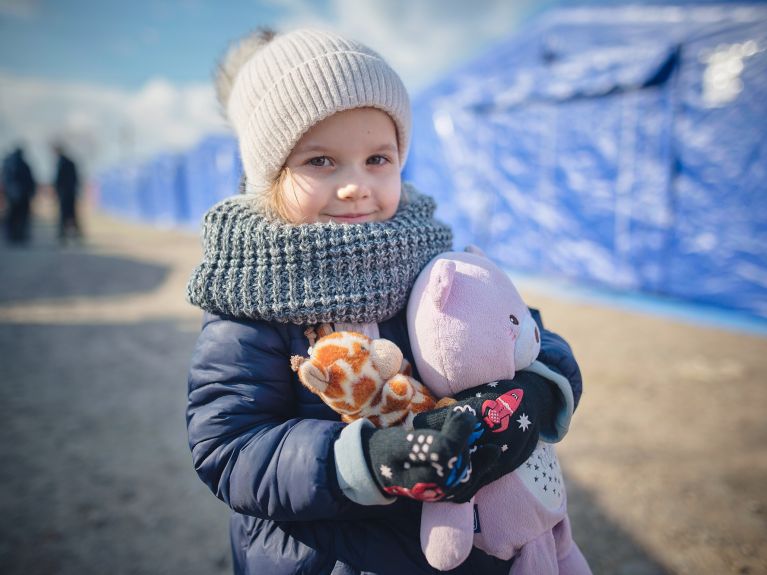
[{"xmin": 216, "ymin": 28, "xmax": 411, "ymax": 196}]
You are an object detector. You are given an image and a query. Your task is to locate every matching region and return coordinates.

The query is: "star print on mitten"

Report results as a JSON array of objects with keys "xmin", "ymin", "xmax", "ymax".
[{"xmin": 360, "ymin": 410, "xmax": 486, "ymax": 501}]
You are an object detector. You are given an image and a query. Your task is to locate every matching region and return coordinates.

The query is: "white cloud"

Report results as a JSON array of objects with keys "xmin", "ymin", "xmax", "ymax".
[
  {"xmin": 0, "ymin": 71, "xmax": 228, "ymax": 182},
  {"xmin": 274, "ymin": 0, "xmax": 536, "ymax": 92}
]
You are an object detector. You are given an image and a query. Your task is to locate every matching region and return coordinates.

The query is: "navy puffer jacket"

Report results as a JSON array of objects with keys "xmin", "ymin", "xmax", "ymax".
[{"xmin": 187, "ymin": 308, "xmax": 582, "ymax": 575}]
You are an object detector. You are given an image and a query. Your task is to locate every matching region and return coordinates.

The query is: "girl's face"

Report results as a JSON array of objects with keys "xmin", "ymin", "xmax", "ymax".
[{"xmin": 279, "ymin": 107, "xmax": 402, "ymax": 224}]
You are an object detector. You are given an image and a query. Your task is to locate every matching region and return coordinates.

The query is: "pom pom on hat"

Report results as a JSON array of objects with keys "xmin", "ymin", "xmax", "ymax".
[
  {"xmin": 214, "ymin": 28, "xmax": 276, "ymax": 114},
  {"xmin": 219, "ymin": 28, "xmax": 411, "ymax": 198}
]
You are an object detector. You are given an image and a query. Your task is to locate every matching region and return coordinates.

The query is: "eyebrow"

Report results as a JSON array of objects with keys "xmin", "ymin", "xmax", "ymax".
[
  {"xmin": 293, "ymin": 144, "xmax": 327, "ymax": 153},
  {"xmin": 295, "ymin": 142, "xmax": 398, "ymax": 154},
  {"xmin": 372, "ymin": 143, "xmax": 398, "ymax": 154}
]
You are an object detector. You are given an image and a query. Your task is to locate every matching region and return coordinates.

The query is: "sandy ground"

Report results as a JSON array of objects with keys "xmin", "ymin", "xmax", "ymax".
[{"xmin": 1, "ymin": 200, "xmax": 765, "ymax": 575}]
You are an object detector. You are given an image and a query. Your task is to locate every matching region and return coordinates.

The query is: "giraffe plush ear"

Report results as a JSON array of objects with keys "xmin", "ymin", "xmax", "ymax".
[
  {"xmin": 430, "ymin": 259, "xmax": 456, "ymax": 311},
  {"xmin": 370, "ymin": 338, "xmax": 404, "ymax": 380},
  {"xmin": 298, "ymin": 361, "xmax": 329, "ymax": 394}
]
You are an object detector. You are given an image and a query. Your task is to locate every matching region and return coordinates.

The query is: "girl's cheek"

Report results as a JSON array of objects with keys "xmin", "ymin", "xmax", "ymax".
[
  {"xmin": 295, "ymin": 171, "xmax": 328, "ymax": 190},
  {"xmin": 286, "ymin": 172, "xmax": 319, "ymax": 195}
]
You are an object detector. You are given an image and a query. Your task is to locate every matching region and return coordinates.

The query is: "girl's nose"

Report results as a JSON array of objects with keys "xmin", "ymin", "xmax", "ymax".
[{"xmin": 337, "ymin": 182, "xmax": 371, "ymax": 201}]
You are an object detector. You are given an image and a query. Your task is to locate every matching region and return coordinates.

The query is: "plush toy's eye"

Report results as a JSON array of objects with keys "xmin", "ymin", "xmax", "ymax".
[{"xmin": 509, "ymin": 314, "xmax": 519, "ymax": 325}]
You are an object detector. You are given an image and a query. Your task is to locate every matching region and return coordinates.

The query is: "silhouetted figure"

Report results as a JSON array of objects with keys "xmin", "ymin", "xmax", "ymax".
[
  {"xmin": 1, "ymin": 147, "xmax": 36, "ymax": 244},
  {"xmin": 53, "ymin": 144, "xmax": 82, "ymax": 244}
]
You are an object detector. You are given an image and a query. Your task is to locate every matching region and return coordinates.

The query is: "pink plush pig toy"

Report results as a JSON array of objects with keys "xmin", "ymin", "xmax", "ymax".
[{"xmin": 407, "ymin": 249, "xmax": 591, "ymax": 574}]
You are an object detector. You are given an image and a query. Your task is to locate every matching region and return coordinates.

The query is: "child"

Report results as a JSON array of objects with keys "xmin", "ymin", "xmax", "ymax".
[{"xmin": 186, "ymin": 28, "xmax": 583, "ymax": 575}]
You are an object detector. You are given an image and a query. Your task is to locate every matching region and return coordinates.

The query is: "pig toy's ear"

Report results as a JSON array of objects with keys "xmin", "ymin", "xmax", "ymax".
[
  {"xmin": 464, "ymin": 244, "xmax": 487, "ymax": 258},
  {"xmin": 430, "ymin": 259, "xmax": 456, "ymax": 311}
]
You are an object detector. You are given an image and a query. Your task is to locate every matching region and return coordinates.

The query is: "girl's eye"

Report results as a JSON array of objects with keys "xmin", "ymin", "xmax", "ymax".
[
  {"xmin": 308, "ymin": 156, "xmax": 332, "ymax": 167},
  {"xmin": 367, "ymin": 155, "xmax": 389, "ymax": 166},
  {"xmin": 509, "ymin": 314, "xmax": 519, "ymax": 325}
]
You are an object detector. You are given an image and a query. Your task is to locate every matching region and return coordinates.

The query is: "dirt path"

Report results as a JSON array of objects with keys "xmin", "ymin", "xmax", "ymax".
[{"xmin": 1, "ymin": 204, "xmax": 765, "ymax": 575}]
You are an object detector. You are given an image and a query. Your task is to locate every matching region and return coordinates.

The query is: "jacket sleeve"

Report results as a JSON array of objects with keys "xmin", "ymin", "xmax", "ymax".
[
  {"xmin": 186, "ymin": 314, "xmax": 390, "ymax": 521},
  {"xmin": 528, "ymin": 308, "xmax": 584, "ymax": 431}
]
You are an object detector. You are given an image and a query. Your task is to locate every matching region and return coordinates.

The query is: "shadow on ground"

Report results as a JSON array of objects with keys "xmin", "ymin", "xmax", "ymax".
[
  {"xmin": 0, "ymin": 244, "xmax": 169, "ymax": 304},
  {"xmin": 567, "ymin": 481, "xmax": 670, "ymax": 575},
  {"xmin": 0, "ymin": 316, "xmax": 671, "ymax": 575},
  {"xmin": 0, "ymin": 320, "xmax": 230, "ymax": 575}
]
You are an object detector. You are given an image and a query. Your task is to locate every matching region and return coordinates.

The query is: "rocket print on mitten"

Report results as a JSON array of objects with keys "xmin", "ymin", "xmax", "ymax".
[{"xmin": 481, "ymin": 388, "xmax": 524, "ymax": 432}]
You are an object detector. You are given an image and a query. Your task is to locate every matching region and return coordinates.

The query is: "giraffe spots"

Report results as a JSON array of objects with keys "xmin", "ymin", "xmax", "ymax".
[
  {"xmin": 316, "ymin": 343, "xmax": 352, "ymax": 367},
  {"xmin": 353, "ymin": 376, "xmax": 378, "ymax": 406},
  {"xmin": 324, "ymin": 364, "xmax": 348, "ymax": 398},
  {"xmin": 389, "ymin": 377, "xmax": 410, "ymax": 397},
  {"xmin": 411, "ymin": 397, "xmax": 436, "ymax": 413},
  {"xmin": 381, "ymin": 395, "xmax": 411, "ymax": 414},
  {"xmin": 331, "ymin": 399, "xmax": 357, "ymax": 414},
  {"xmin": 347, "ymin": 341, "xmax": 370, "ymax": 373},
  {"xmin": 369, "ymin": 392, "xmax": 382, "ymax": 408}
]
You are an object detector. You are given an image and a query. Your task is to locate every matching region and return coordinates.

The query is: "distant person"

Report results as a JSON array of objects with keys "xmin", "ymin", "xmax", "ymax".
[
  {"xmin": 185, "ymin": 29, "xmax": 587, "ymax": 575},
  {"xmin": 52, "ymin": 143, "xmax": 82, "ymax": 244},
  {"xmin": 1, "ymin": 146, "xmax": 36, "ymax": 244}
]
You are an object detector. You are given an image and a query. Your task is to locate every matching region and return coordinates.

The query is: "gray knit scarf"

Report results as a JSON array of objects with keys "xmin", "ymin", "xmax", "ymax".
[{"xmin": 186, "ymin": 183, "xmax": 453, "ymax": 324}]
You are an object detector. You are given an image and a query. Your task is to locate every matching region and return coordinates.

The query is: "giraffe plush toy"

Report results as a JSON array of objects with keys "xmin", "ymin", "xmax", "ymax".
[{"xmin": 290, "ymin": 330, "xmax": 436, "ymax": 428}]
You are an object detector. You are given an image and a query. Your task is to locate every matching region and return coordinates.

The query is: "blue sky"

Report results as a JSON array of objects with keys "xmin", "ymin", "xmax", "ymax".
[
  {"xmin": 1, "ymin": 0, "xmax": 764, "ymax": 180},
  {"xmin": 0, "ymin": 0, "xmax": 553, "ymax": 89},
  {"xmin": 0, "ymin": 0, "xmax": 292, "ymax": 88}
]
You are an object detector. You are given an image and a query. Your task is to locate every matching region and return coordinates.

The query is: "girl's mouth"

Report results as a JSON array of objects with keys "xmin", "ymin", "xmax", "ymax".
[{"xmin": 327, "ymin": 212, "xmax": 375, "ymax": 223}]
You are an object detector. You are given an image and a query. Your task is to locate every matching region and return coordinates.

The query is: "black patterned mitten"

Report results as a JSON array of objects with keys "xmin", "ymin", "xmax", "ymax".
[
  {"xmin": 413, "ymin": 371, "xmax": 557, "ymax": 501},
  {"xmin": 360, "ymin": 410, "xmax": 492, "ymax": 502}
]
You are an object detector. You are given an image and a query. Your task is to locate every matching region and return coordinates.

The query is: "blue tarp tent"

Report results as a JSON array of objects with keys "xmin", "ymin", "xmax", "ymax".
[
  {"xmin": 95, "ymin": 164, "xmax": 145, "ymax": 221},
  {"xmin": 95, "ymin": 134, "xmax": 240, "ymax": 227},
  {"xmin": 96, "ymin": 154, "xmax": 186, "ymax": 225},
  {"xmin": 180, "ymin": 134, "xmax": 241, "ymax": 226},
  {"xmin": 140, "ymin": 153, "xmax": 187, "ymax": 226},
  {"xmin": 404, "ymin": 5, "xmax": 767, "ymax": 320}
]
